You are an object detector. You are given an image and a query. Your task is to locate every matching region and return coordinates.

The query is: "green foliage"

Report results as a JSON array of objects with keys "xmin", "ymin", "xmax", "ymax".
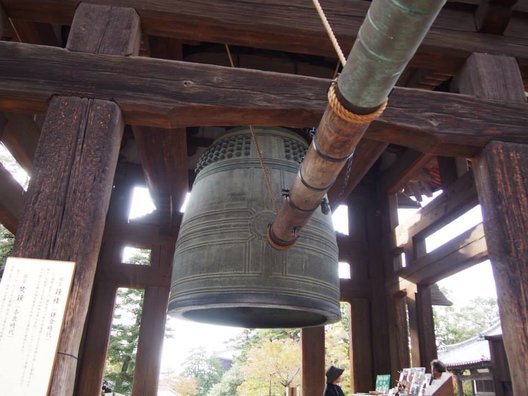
[
  {"xmin": 433, "ymin": 288, "xmax": 500, "ymax": 347},
  {"xmin": 181, "ymin": 347, "xmax": 225, "ymax": 396},
  {"xmin": 160, "ymin": 304, "xmax": 351, "ymax": 395},
  {"xmin": 103, "ymin": 249, "xmax": 151, "ymax": 394},
  {"xmin": 104, "ymin": 288, "xmax": 145, "ymax": 395},
  {"xmin": 207, "ymin": 364, "xmax": 243, "ymax": 396},
  {"xmin": 159, "ymin": 371, "xmax": 198, "ymax": 396},
  {"xmin": 0, "ymin": 224, "xmax": 15, "ymax": 278},
  {"xmin": 238, "ymin": 337, "xmax": 300, "ymax": 394},
  {"xmin": 325, "ymin": 303, "xmax": 351, "ymax": 393}
]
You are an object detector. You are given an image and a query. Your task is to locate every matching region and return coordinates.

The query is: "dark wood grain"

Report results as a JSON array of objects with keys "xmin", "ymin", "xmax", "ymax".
[
  {"xmin": 0, "ymin": 162, "xmax": 24, "ymax": 233},
  {"xmin": 301, "ymin": 327, "xmax": 325, "ymax": 396},
  {"xmin": 475, "ymin": 0, "xmax": 518, "ymax": 34},
  {"xmin": 10, "ymin": 4, "xmax": 139, "ymax": 395},
  {"xmin": 1, "ymin": 42, "xmax": 527, "ymax": 156},
  {"xmin": 2, "ymin": 0, "xmax": 528, "ymax": 79},
  {"xmin": 12, "ymin": 97, "xmax": 124, "ymax": 395},
  {"xmin": 75, "ymin": 283, "xmax": 118, "ymax": 396},
  {"xmin": 133, "ymin": 126, "xmax": 188, "ymax": 234},
  {"xmin": 328, "ymin": 139, "xmax": 388, "ymax": 207},
  {"xmin": 416, "ymin": 285, "xmax": 437, "ymax": 368},
  {"xmin": 380, "ymin": 150, "xmax": 433, "ymax": 194},
  {"xmin": 474, "ymin": 142, "xmax": 528, "ymax": 395},
  {"xmin": 460, "ymin": 53, "xmax": 528, "ymax": 395}
]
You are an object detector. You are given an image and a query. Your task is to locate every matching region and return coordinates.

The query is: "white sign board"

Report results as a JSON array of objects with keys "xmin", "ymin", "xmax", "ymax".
[{"xmin": 0, "ymin": 257, "xmax": 75, "ymax": 396}]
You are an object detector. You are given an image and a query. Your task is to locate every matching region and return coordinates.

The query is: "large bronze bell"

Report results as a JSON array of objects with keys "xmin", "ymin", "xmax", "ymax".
[{"xmin": 169, "ymin": 127, "xmax": 340, "ymax": 328}]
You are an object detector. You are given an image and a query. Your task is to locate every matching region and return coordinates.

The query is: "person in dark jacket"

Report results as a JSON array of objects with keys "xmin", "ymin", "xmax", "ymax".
[{"xmin": 324, "ymin": 365, "xmax": 345, "ymax": 396}]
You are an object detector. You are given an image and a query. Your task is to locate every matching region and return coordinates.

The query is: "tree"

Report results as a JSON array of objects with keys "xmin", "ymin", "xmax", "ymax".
[
  {"xmin": 159, "ymin": 371, "xmax": 198, "ymax": 396},
  {"xmin": 207, "ymin": 305, "xmax": 352, "ymax": 395},
  {"xmin": 104, "ymin": 288, "xmax": 145, "ymax": 394},
  {"xmin": 325, "ymin": 303, "xmax": 351, "ymax": 392},
  {"xmin": 434, "ymin": 288, "xmax": 500, "ymax": 347},
  {"xmin": 0, "ymin": 224, "xmax": 15, "ymax": 278},
  {"xmin": 181, "ymin": 347, "xmax": 225, "ymax": 396},
  {"xmin": 207, "ymin": 364, "xmax": 243, "ymax": 396},
  {"xmin": 103, "ymin": 247, "xmax": 150, "ymax": 394},
  {"xmin": 238, "ymin": 337, "xmax": 301, "ymax": 395}
]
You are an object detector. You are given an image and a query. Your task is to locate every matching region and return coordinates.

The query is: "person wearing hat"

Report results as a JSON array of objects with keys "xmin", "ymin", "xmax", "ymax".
[{"xmin": 324, "ymin": 365, "xmax": 345, "ymax": 396}]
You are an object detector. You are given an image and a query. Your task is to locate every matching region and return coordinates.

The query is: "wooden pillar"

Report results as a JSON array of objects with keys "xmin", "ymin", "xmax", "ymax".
[
  {"xmin": 132, "ymin": 245, "xmax": 174, "ymax": 395},
  {"xmin": 75, "ymin": 165, "xmax": 137, "ymax": 396},
  {"xmin": 301, "ymin": 326, "xmax": 325, "ymax": 396},
  {"xmin": 349, "ymin": 298, "xmax": 373, "ymax": 392},
  {"xmin": 416, "ymin": 284, "xmax": 437, "ymax": 367},
  {"xmin": 405, "ymin": 283, "xmax": 421, "ymax": 367},
  {"xmin": 364, "ymin": 187, "xmax": 392, "ymax": 382},
  {"xmin": 383, "ymin": 194, "xmax": 410, "ymax": 374},
  {"xmin": 456, "ymin": 53, "xmax": 528, "ymax": 395},
  {"xmin": 75, "ymin": 282, "xmax": 118, "ymax": 395},
  {"xmin": 0, "ymin": 4, "xmax": 5, "ymax": 37},
  {"xmin": 12, "ymin": 4, "xmax": 140, "ymax": 395}
]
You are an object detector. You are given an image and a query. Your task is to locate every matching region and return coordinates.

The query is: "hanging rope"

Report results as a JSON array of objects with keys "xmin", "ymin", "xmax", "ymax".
[
  {"xmin": 311, "ymin": 0, "xmax": 347, "ymax": 67},
  {"xmin": 224, "ymin": 44, "xmax": 279, "ymax": 214}
]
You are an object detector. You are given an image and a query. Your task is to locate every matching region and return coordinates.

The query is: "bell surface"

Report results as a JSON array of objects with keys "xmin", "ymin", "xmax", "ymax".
[{"xmin": 169, "ymin": 127, "xmax": 340, "ymax": 328}]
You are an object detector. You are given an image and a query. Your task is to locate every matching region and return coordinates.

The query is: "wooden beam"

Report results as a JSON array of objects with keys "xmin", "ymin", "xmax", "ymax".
[
  {"xmin": 75, "ymin": 283, "xmax": 118, "ymax": 396},
  {"xmin": 0, "ymin": 162, "xmax": 24, "ymax": 233},
  {"xmin": 395, "ymin": 170, "xmax": 479, "ymax": 251},
  {"xmin": 133, "ymin": 285, "xmax": 170, "ymax": 394},
  {"xmin": 416, "ymin": 284, "xmax": 437, "ymax": 368},
  {"xmin": 133, "ymin": 40, "xmax": 187, "ymax": 234},
  {"xmin": 474, "ymin": 141, "xmax": 528, "ymax": 395},
  {"xmin": 66, "ymin": 5, "xmax": 140, "ymax": 56},
  {"xmin": 453, "ymin": 53, "xmax": 527, "ymax": 103},
  {"xmin": 348, "ymin": 299, "xmax": 373, "ymax": 393},
  {"xmin": 301, "ymin": 326, "xmax": 325, "ymax": 396},
  {"xmin": 132, "ymin": 126, "xmax": 188, "ymax": 234},
  {"xmin": 339, "ymin": 279, "xmax": 371, "ymax": 300},
  {"xmin": 399, "ymin": 223, "xmax": 488, "ymax": 284},
  {"xmin": 11, "ymin": 4, "xmax": 140, "ymax": 395},
  {"xmin": 9, "ymin": 19, "xmax": 60, "ymax": 45},
  {"xmin": 0, "ymin": 4, "xmax": 7, "ymax": 37},
  {"xmin": 2, "ymin": 0, "xmax": 528, "ymax": 76},
  {"xmin": 11, "ymin": 96, "xmax": 124, "ymax": 395},
  {"xmin": 380, "ymin": 150, "xmax": 433, "ymax": 194},
  {"xmin": 405, "ymin": 282, "xmax": 421, "ymax": 367},
  {"xmin": 95, "ymin": 262, "xmax": 171, "ymax": 289},
  {"xmin": 0, "ymin": 112, "xmax": 40, "ymax": 172},
  {"xmin": 475, "ymin": 0, "xmax": 518, "ymax": 34},
  {"xmin": 1, "ymin": 43, "xmax": 528, "ymax": 157},
  {"xmin": 460, "ymin": 52, "xmax": 528, "ymax": 396}
]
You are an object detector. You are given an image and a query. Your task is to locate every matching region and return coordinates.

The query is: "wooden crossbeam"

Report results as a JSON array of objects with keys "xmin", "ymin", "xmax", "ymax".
[
  {"xmin": 395, "ymin": 170, "xmax": 479, "ymax": 248},
  {"xmin": 132, "ymin": 37, "xmax": 188, "ymax": 235},
  {"xmin": 380, "ymin": 150, "xmax": 433, "ymax": 194},
  {"xmin": 132, "ymin": 126, "xmax": 188, "ymax": 234},
  {"xmin": 2, "ymin": 0, "xmax": 528, "ymax": 78},
  {"xmin": 1, "ymin": 42, "xmax": 528, "ymax": 157},
  {"xmin": 398, "ymin": 223, "xmax": 488, "ymax": 284}
]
